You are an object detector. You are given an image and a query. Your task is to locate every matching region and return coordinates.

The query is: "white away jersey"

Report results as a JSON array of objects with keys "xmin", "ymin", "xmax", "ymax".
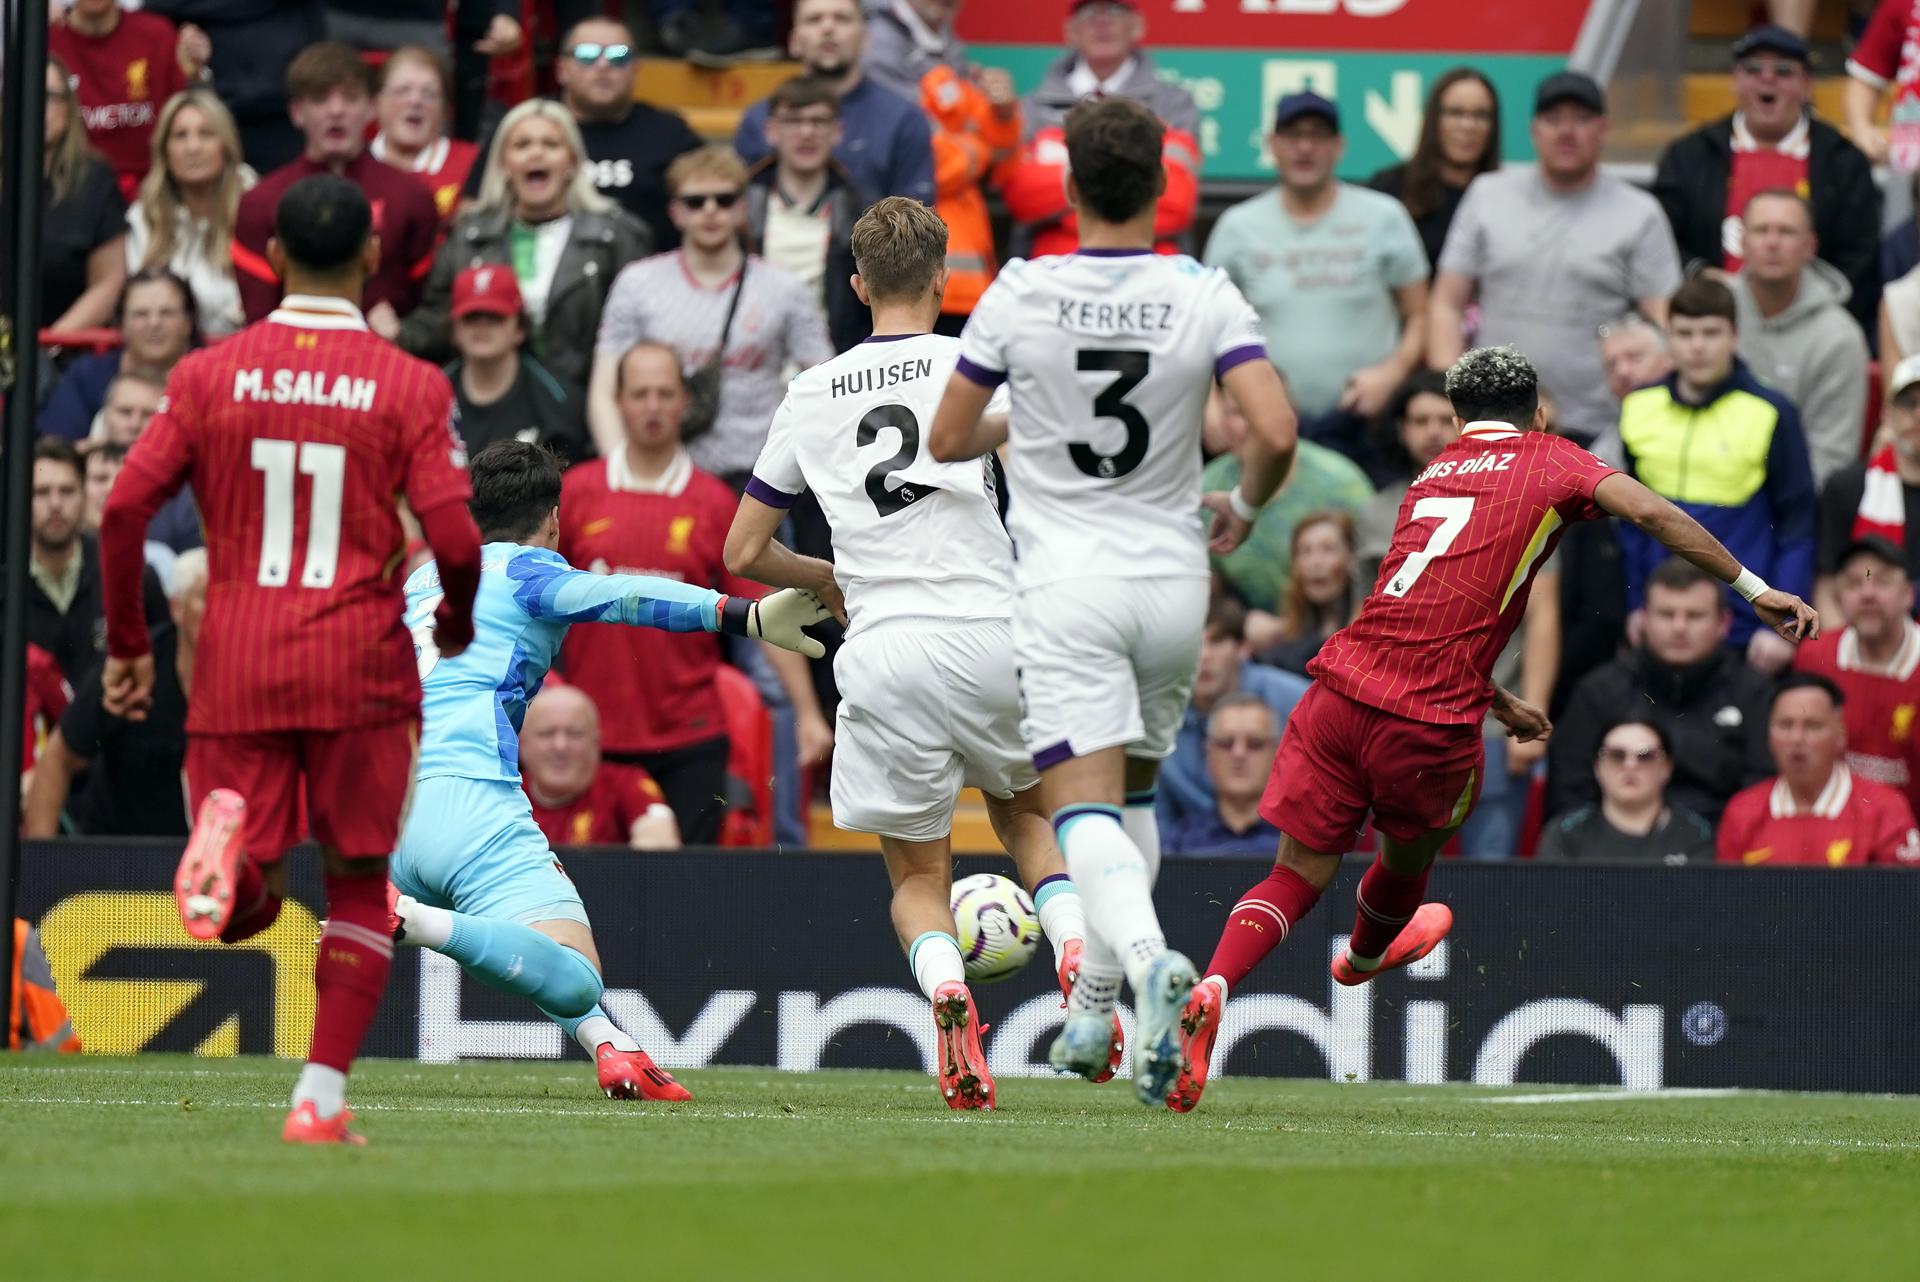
[
  {"xmin": 954, "ymin": 250, "xmax": 1268, "ymax": 587},
  {"xmin": 747, "ymin": 333, "xmax": 1014, "ymax": 636}
]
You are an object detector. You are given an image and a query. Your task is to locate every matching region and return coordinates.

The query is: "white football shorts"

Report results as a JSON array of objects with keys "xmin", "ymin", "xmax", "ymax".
[
  {"xmin": 830, "ymin": 617, "xmax": 1037, "ymax": 843},
  {"xmin": 1013, "ymin": 574, "xmax": 1209, "ymax": 767}
]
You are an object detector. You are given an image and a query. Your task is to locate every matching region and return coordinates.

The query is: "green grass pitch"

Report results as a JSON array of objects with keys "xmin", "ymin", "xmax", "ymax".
[{"xmin": 4, "ymin": 1055, "xmax": 1917, "ymax": 1281}]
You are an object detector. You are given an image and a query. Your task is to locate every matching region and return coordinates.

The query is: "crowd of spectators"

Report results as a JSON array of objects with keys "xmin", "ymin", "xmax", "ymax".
[{"xmin": 10, "ymin": 1, "xmax": 1920, "ymax": 867}]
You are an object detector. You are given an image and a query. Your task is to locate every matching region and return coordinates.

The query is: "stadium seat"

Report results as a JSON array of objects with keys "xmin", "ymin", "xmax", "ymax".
[{"xmin": 714, "ymin": 663, "xmax": 774, "ymax": 848}]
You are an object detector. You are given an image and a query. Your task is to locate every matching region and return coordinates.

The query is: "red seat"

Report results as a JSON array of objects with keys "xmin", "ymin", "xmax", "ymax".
[
  {"xmin": 39, "ymin": 328, "xmax": 121, "ymax": 355},
  {"xmin": 713, "ymin": 664, "xmax": 773, "ymax": 848}
]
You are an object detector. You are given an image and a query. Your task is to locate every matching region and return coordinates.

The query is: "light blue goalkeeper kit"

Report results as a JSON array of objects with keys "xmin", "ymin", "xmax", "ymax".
[{"xmin": 392, "ymin": 540, "xmax": 729, "ymax": 1032}]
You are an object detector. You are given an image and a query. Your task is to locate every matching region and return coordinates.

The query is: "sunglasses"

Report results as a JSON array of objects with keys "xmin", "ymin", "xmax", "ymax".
[
  {"xmin": 1598, "ymin": 746, "xmax": 1665, "ymax": 766},
  {"xmin": 676, "ymin": 191, "xmax": 741, "ymax": 210},
  {"xmin": 569, "ymin": 42, "xmax": 633, "ymax": 67}
]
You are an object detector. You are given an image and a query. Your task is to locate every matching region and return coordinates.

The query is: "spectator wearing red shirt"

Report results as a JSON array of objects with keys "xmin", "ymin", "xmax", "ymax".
[
  {"xmin": 558, "ymin": 341, "xmax": 832, "ymax": 845},
  {"xmin": 1718, "ymin": 673, "xmax": 1920, "ymax": 867},
  {"xmin": 1654, "ymin": 24, "xmax": 1879, "ymax": 335},
  {"xmin": 370, "ymin": 46, "xmax": 479, "ymax": 233},
  {"xmin": 20, "ymin": 645, "xmax": 73, "ymax": 800},
  {"xmin": 231, "ymin": 43, "xmax": 440, "ymax": 331},
  {"xmin": 521, "ymin": 684, "xmax": 678, "ymax": 850},
  {"xmin": 51, "ymin": 0, "xmax": 203, "ymax": 200},
  {"xmin": 1794, "ymin": 537, "xmax": 1920, "ymax": 817}
]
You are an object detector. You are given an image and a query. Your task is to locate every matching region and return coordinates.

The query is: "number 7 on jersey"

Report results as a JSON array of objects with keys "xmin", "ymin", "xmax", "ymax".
[{"xmin": 1384, "ymin": 497, "xmax": 1474, "ymax": 598}]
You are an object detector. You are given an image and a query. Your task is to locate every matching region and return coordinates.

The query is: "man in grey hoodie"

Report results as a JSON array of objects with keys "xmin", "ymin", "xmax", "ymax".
[{"xmin": 1732, "ymin": 189, "xmax": 1870, "ymax": 486}]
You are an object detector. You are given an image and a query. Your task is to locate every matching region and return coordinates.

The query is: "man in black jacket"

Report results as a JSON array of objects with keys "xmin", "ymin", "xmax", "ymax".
[
  {"xmin": 145, "ymin": 0, "xmax": 323, "ymax": 170},
  {"xmin": 25, "ymin": 438, "xmax": 168, "ymax": 686},
  {"xmin": 1652, "ymin": 24, "xmax": 1880, "ymax": 335},
  {"xmin": 1548, "ymin": 557, "xmax": 1776, "ymax": 826}
]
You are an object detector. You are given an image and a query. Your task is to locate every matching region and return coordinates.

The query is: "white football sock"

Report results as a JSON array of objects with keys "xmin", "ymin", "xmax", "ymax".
[
  {"xmin": 1066, "ymin": 929, "xmax": 1124, "ymax": 1020},
  {"xmin": 1057, "ymin": 806, "xmax": 1166, "ymax": 994},
  {"xmin": 393, "ymin": 895, "xmax": 452, "ymax": 949},
  {"xmin": 291, "ymin": 1063, "xmax": 347, "ymax": 1119},
  {"xmin": 1031, "ymin": 875, "xmax": 1086, "ymax": 973},
  {"xmin": 572, "ymin": 1012, "xmax": 639, "ymax": 1054},
  {"xmin": 907, "ymin": 931, "xmax": 967, "ymax": 1001},
  {"xmin": 1122, "ymin": 792, "xmax": 1162, "ymax": 883}
]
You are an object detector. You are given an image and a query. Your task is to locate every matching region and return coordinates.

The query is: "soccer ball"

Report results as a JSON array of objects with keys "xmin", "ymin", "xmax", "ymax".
[{"xmin": 950, "ymin": 873, "xmax": 1041, "ymax": 983}]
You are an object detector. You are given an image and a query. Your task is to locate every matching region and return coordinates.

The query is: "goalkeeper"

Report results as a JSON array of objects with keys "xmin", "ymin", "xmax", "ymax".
[{"xmin": 390, "ymin": 440, "xmax": 831, "ymax": 1101}]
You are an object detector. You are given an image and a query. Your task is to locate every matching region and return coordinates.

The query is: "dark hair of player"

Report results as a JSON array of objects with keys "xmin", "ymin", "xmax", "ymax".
[
  {"xmin": 273, "ymin": 175, "xmax": 372, "ymax": 275},
  {"xmin": 1204, "ymin": 591, "xmax": 1249, "ymax": 643},
  {"xmin": 468, "ymin": 440, "xmax": 565, "ymax": 542},
  {"xmin": 1443, "ymin": 345, "xmax": 1537, "ymax": 428},
  {"xmin": 34, "ymin": 436, "xmax": 83, "ymax": 483},
  {"xmin": 286, "ymin": 41, "xmax": 375, "ymax": 102},
  {"xmin": 1771, "ymin": 671, "xmax": 1844, "ymax": 714},
  {"xmin": 1594, "ymin": 715, "xmax": 1674, "ymax": 760},
  {"xmin": 1646, "ymin": 555, "xmax": 1722, "ymax": 599},
  {"xmin": 1668, "ymin": 275, "xmax": 1737, "ymax": 327},
  {"xmin": 850, "ymin": 196, "xmax": 948, "ymax": 302},
  {"xmin": 1063, "ymin": 97, "xmax": 1165, "ymax": 225},
  {"xmin": 770, "ymin": 74, "xmax": 841, "ymax": 118}
]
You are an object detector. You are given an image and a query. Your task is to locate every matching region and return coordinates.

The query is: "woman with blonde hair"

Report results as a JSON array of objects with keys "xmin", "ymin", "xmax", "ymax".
[
  {"xmin": 127, "ymin": 88, "xmax": 253, "ymax": 337},
  {"xmin": 400, "ymin": 98, "xmax": 651, "ymax": 388},
  {"xmin": 1255, "ymin": 509, "xmax": 1361, "ymax": 676},
  {"xmin": 31, "ymin": 55, "xmax": 127, "ymax": 333}
]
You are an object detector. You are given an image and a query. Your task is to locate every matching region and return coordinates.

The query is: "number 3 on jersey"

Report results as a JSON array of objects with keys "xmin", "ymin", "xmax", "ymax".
[
  {"xmin": 1384, "ymin": 496, "xmax": 1473, "ymax": 598},
  {"xmin": 251, "ymin": 438, "xmax": 345, "ymax": 588},
  {"xmin": 1071, "ymin": 349, "xmax": 1150, "ymax": 480}
]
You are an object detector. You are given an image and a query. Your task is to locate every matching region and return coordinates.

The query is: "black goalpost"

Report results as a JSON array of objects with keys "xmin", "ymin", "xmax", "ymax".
[{"xmin": 1, "ymin": 0, "xmax": 52, "ymax": 1040}]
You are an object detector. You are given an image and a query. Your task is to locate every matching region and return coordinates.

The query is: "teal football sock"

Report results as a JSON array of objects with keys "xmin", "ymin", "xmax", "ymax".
[{"xmin": 439, "ymin": 914, "xmax": 603, "ymax": 1019}]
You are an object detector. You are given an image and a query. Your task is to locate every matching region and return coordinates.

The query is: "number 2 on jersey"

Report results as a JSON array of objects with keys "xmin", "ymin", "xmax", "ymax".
[
  {"xmin": 1384, "ymin": 497, "xmax": 1473, "ymax": 598},
  {"xmin": 251, "ymin": 438, "xmax": 345, "ymax": 588},
  {"xmin": 858, "ymin": 403, "xmax": 920, "ymax": 517},
  {"xmin": 1071, "ymin": 349, "xmax": 1151, "ymax": 479}
]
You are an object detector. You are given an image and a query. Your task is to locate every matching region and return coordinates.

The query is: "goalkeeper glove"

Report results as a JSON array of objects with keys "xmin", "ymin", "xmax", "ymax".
[{"xmin": 718, "ymin": 589, "xmax": 831, "ymax": 658}]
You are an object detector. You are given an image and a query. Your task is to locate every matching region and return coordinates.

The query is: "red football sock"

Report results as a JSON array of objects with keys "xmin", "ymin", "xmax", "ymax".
[
  {"xmin": 1347, "ymin": 860, "xmax": 1431, "ymax": 963},
  {"xmin": 1204, "ymin": 865, "xmax": 1322, "ymax": 992},
  {"xmin": 307, "ymin": 864, "xmax": 395, "ymax": 1074},
  {"xmin": 218, "ymin": 856, "xmax": 280, "ymax": 944}
]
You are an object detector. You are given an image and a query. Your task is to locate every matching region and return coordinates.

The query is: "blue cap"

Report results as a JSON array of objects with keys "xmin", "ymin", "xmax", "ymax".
[
  {"xmin": 1731, "ymin": 24, "xmax": 1809, "ymax": 64},
  {"xmin": 1273, "ymin": 91, "xmax": 1339, "ymax": 132}
]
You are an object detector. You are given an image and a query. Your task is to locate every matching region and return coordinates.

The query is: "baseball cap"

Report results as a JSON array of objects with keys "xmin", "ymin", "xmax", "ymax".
[
  {"xmin": 1838, "ymin": 534, "xmax": 1912, "ymax": 577},
  {"xmin": 1889, "ymin": 354, "xmax": 1920, "ymax": 400},
  {"xmin": 1533, "ymin": 70, "xmax": 1606, "ymax": 116},
  {"xmin": 1273, "ymin": 91, "xmax": 1340, "ymax": 132},
  {"xmin": 452, "ymin": 265, "xmax": 523, "ymax": 320},
  {"xmin": 1730, "ymin": 24, "xmax": 1810, "ymax": 64}
]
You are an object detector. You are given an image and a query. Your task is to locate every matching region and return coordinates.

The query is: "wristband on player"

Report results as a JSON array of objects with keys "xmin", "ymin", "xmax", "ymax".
[
  {"xmin": 1227, "ymin": 487, "xmax": 1260, "ymax": 523},
  {"xmin": 1729, "ymin": 568, "xmax": 1769, "ymax": 603},
  {"xmin": 715, "ymin": 594, "xmax": 754, "ymax": 636}
]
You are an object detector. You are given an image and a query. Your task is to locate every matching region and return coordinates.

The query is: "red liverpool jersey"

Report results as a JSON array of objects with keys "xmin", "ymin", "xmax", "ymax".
[
  {"xmin": 557, "ymin": 448, "xmax": 762, "ymax": 755},
  {"xmin": 528, "ymin": 763, "xmax": 668, "ymax": 846},
  {"xmin": 232, "ymin": 152, "xmax": 440, "ymax": 323},
  {"xmin": 50, "ymin": 11, "xmax": 188, "ymax": 197},
  {"xmin": 1312, "ymin": 423, "xmax": 1616, "ymax": 725},
  {"xmin": 1716, "ymin": 767, "xmax": 1920, "ymax": 866},
  {"xmin": 104, "ymin": 295, "xmax": 472, "ymax": 733},
  {"xmin": 1793, "ymin": 621, "xmax": 1920, "ymax": 816}
]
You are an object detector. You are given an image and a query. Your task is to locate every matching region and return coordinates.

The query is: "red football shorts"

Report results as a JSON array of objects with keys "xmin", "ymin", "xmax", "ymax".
[
  {"xmin": 1261, "ymin": 682, "xmax": 1484, "ymax": 854},
  {"xmin": 185, "ymin": 719, "xmax": 421, "ymax": 862}
]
